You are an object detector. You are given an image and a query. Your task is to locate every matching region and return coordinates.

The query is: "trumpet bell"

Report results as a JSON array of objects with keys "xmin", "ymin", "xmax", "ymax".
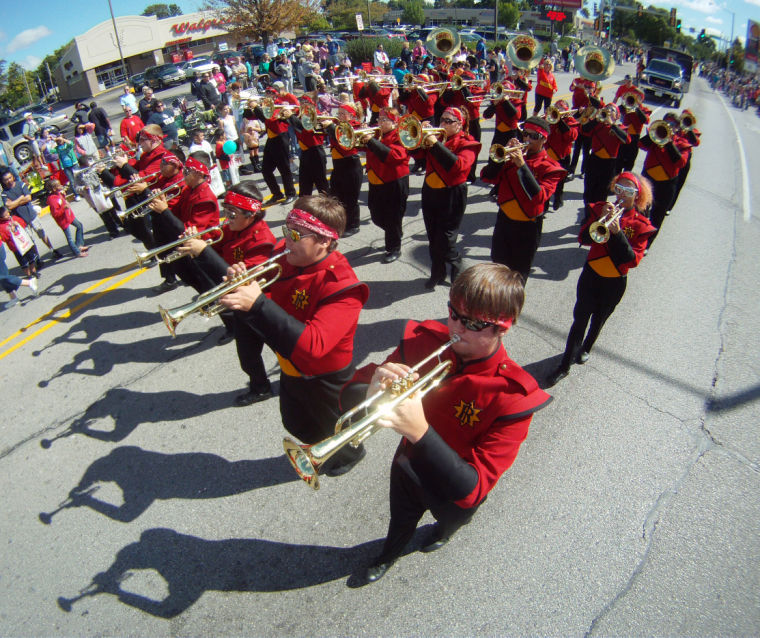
[
  {"xmin": 648, "ymin": 119, "xmax": 672, "ymax": 146},
  {"xmin": 589, "ymin": 221, "xmax": 611, "ymax": 244},
  {"xmin": 573, "ymin": 45, "xmax": 615, "ymax": 82},
  {"xmin": 506, "ymin": 35, "xmax": 542, "ymax": 70},
  {"xmin": 300, "ymin": 104, "xmax": 317, "ymax": 131},
  {"xmin": 425, "ymin": 27, "xmax": 461, "ymax": 59},
  {"xmin": 398, "ymin": 114, "xmax": 422, "ymax": 150},
  {"xmin": 679, "ymin": 111, "xmax": 696, "ymax": 131}
]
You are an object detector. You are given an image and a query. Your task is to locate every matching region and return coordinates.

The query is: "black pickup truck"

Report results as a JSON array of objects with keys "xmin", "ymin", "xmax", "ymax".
[{"xmin": 639, "ymin": 47, "xmax": 694, "ymax": 108}]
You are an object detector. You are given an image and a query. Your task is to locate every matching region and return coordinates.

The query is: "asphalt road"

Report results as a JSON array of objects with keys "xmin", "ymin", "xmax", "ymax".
[{"xmin": 1, "ymin": 63, "xmax": 758, "ymax": 636}]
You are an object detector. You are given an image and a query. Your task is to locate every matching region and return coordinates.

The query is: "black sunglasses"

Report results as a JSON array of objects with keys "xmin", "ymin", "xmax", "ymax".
[{"xmin": 448, "ymin": 302, "xmax": 494, "ymax": 332}]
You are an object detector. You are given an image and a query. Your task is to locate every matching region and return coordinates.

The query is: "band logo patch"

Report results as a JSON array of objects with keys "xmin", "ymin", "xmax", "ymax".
[
  {"xmin": 233, "ymin": 247, "xmax": 245, "ymax": 262},
  {"xmin": 291, "ymin": 289, "xmax": 310, "ymax": 311},
  {"xmin": 623, "ymin": 225, "xmax": 635, "ymax": 239},
  {"xmin": 454, "ymin": 400, "xmax": 481, "ymax": 428}
]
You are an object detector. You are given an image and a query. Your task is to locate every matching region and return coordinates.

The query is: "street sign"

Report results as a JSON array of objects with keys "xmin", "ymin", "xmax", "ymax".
[{"xmin": 356, "ymin": 13, "xmax": 364, "ymax": 30}]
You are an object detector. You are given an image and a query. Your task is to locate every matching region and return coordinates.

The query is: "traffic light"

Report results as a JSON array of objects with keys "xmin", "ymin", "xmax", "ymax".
[
  {"xmin": 669, "ymin": 7, "xmax": 677, "ymax": 27},
  {"xmin": 676, "ymin": 19, "xmax": 681, "ymax": 33},
  {"xmin": 698, "ymin": 28, "xmax": 706, "ymax": 41}
]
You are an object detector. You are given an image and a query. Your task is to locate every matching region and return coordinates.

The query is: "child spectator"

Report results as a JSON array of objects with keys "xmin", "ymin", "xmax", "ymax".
[
  {"xmin": 189, "ymin": 128, "xmax": 214, "ymax": 157},
  {"xmin": 0, "ymin": 204, "xmax": 41, "ymax": 278},
  {"xmin": 53, "ymin": 135, "xmax": 81, "ymax": 201},
  {"xmin": 46, "ymin": 179, "xmax": 89, "ymax": 258},
  {"xmin": 215, "ymin": 131, "xmax": 232, "ymax": 188}
]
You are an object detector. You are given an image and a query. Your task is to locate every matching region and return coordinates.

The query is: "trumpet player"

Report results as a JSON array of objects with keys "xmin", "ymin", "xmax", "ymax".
[
  {"xmin": 289, "ymin": 95, "xmax": 329, "ymax": 197},
  {"xmin": 481, "ymin": 117, "xmax": 565, "ymax": 283},
  {"xmin": 341, "ymin": 263, "xmax": 551, "ymax": 584},
  {"xmin": 360, "ymin": 108, "xmax": 409, "ymax": 264},
  {"xmin": 567, "ymin": 77, "xmax": 599, "ymax": 177},
  {"xmin": 483, "ymin": 78, "xmax": 524, "ymax": 149},
  {"xmin": 545, "ymin": 100, "xmax": 579, "ymax": 211},
  {"xmin": 220, "ymin": 194, "xmax": 369, "ymax": 474},
  {"xmin": 670, "ymin": 109, "xmax": 701, "ymax": 212},
  {"xmin": 397, "ymin": 75, "xmax": 437, "ymax": 174},
  {"xmin": 414, "ymin": 107, "xmax": 481, "ymax": 289},
  {"xmin": 582, "ymin": 103, "xmax": 629, "ymax": 218},
  {"xmin": 545, "ymin": 173, "xmax": 655, "ymax": 388}
]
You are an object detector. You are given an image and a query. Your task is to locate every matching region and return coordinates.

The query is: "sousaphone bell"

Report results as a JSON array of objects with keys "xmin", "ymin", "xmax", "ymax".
[
  {"xmin": 573, "ymin": 45, "xmax": 615, "ymax": 82},
  {"xmin": 425, "ymin": 27, "xmax": 461, "ymax": 59},
  {"xmin": 506, "ymin": 35, "xmax": 543, "ymax": 70}
]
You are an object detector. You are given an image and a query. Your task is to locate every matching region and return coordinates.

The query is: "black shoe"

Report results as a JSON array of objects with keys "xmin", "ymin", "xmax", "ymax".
[
  {"xmin": 553, "ymin": 198, "xmax": 563, "ymax": 211},
  {"xmin": 545, "ymin": 367, "xmax": 569, "ymax": 388},
  {"xmin": 424, "ymin": 276, "xmax": 444, "ymax": 290},
  {"xmin": 421, "ymin": 526, "xmax": 451, "ymax": 553},
  {"xmin": 153, "ymin": 280, "xmax": 178, "ymax": 293},
  {"xmin": 324, "ymin": 445, "xmax": 366, "ymax": 477},
  {"xmin": 217, "ymin": 329, "xmax": 234, "ymax": 346},
  {"xmin": 283, "ymin": 195, "xmax": 297, "ymax": 205},
  {"xmin": 234, "ymin": 386, "xmax": 273, "ymax": 407},
  {"xmin": 342, "ymin": 226, "xmax": 360, "ymax": 237},
  {"xmin": 52, "ymin": 249, "xmax": 64, "ymax": 259},
  {"xmin": 267, "ymin": 194, "xmax": 285, "ymax": 205},
  {"xmin": 449, "ymin": 265, "xmax": 460, "ymax": 284},
  {"xmin": 381, "ymin": 251, "xmax": 400, "ymax": 264},
  {"xmin": 365, "ymin": 560, "xmax": 394, "ymax": 583},
  {"xmin": 577, "ymin": 350, "xmax": 590, "ymax": 364}
]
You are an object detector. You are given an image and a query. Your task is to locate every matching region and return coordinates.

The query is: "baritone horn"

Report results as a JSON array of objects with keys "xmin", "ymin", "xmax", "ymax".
[
  {"xmin": 648, "ymin": 119, "xmax": 672, "ymax": 146},
  {"xmin": 299, "ymin": 104, "xmax": 337, "ymax": 131},
  {"xmin": 621, "ymin": 91, "xmax": 642, "ymax": 112},
  {"xmin": 117, "ymin": 182, "xmax": 184, "ymax": 221},
  {"xmin": 491, "ymin": 82, "xmax": 526, "ymax": 101},
  {"xmin": 335, "ymin": 122, "xmax": 380, "ymax": 149},
  {"xmin": 134, "ymin": 221, "xmax": 228, "ymax": 268},
  {"xmin": 679, "ymin": 111, "xmax": 697, "ymax": 131},
  {"xmin": 158, "ymin": 250, "xmax": 290, "ymax": 337},
  {"xmin": 262, "ymin": 96, "xmax": 299, "ymax": 119},
  {"xmin": 283, "ymin": 335, "xmax": 460, "ymax": 490}
]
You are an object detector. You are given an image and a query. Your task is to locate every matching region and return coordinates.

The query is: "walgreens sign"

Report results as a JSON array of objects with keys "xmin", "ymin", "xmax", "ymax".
[{"xmin": 170, "ymin": 17, "xmax": 234, "ymax": 36}]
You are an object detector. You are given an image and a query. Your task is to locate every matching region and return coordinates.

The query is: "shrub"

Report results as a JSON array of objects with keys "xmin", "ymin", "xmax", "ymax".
[{"xmin": 345, "ymin": 37, "xmax": 405, "ymax": 65}]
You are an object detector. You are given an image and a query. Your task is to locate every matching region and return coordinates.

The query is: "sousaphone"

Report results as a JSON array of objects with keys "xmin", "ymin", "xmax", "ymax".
[
  {"xmin": 506, "ymin": 35, "xmax": 543, "ymax": 70},
  {"xmin": 573, "ymin": 45, "xmax": 615, "ymax": 82},
  {"xmin": 425, "ymin": 27, "xmax": 461, "ymax": 59}
]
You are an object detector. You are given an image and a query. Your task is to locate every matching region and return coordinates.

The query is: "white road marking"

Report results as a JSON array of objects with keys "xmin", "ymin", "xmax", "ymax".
[{"xmin": 717, "ymin": 93, "xmax": 752, "ymax": 221}]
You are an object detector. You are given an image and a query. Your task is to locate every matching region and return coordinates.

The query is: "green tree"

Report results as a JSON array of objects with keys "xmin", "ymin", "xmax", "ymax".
[
  {"xmin": 401, "ymin": 0, "xmax": 425, "ymax": 26},
  {"xmin": 498, "ymin": 1, "xmax": 520, "ymax": 29},
  {"xmin": 204, "ymin": 0, "xmax": 323, "ymax": 45},
  {"xmin": 142, "ymin": 3, "xmax": 183, "ymax": 18},
  {"xmin": 0, "ymin": 63, "xmax": 39, "ymax": 111},
  {"xmin": 325, "ymin": 0, "xmax": 388, "ymax": 29}
]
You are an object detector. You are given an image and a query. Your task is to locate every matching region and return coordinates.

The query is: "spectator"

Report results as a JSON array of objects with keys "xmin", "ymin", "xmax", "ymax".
[
  {"xmin": 1, "ymin": 170, "xmax": 60, "ymax": 259},
  {"xmin": 374, "ymin": 44, "xmax": 389, "ymax": 70},
  {"xmin": 217, "ymin": 104, "xmax": 239, "ymax": 153},
  {"xmin": 119, "ymin": 105, "xmax": 144, "ymax": 151},
  {"xmin": 74, "ymin": 124, "xmax": 99, "ymax": 163},
  {"xmin": 476, "ymin": 38, "xmax": 487, "ymax": 62},
  {"xmin": 274, "ymin": 54, "xmax": 294, "ymax": 94},
  {"xmin": 72, "ymin": 156, "xmax": 121, "ymax": 239},
  {"xmin": 199, "ymin": 72, "xmax": 222, "ymax": 110},
  {"xmin": 215, "ymin": 130, "xmax": 232, "ymax": 188},
  {"xmin": 46, "ymin": 179, "xmax": 89, "ymax": 258},
  {"xmin": 120, "ymin": 85, "xmax": 138, "ymax": 113},
  {"xmin": 71, "ymin": 102, "xmax": 90, "ymax": 125},
  {"xmin": 326, "ymin": 34, "xmax": 340, "ymax": 68},
  {"xmin": 146, "ymin": 100, "xmax": 179, "ymax": 149},
  {"xmin": 0, "ymin": 205, "xmax": 42, "ymax": 280},
  {"xmin": 21, "ymin": 112, "xmax": 42, "ymax": 168},
  {"xmin": 0, "ymin": 241, "xmax": 39, "ymax": 308},
  {"xmin": 52, "ymin": 135, "xmax": 80, "ymax": 200},
  {"xmin": 138, "ymin": 86, "xmax": 155, "ymax": 123},
  {"xmin": 88, "ymin": 101, "xmax": 113, "ymax": 156},
  {"xmin": 212, "ymin": 65, "xmax": 228, "ymax": 102}
]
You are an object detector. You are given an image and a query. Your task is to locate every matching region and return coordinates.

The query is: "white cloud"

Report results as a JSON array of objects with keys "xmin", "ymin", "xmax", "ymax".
[
  {"xmin": 674, "ymin": 0, "xmax": 720, "ymax": 13},
  {"xmin": 20, "ymin": 55, "xmax": 42, "ymax": 70},
  {"xmin": 6, "ymin": 25, "xmax": 52, "ymax": 53},
  {"xmin": 744, "ymin": 0, "xmax": 760, "ymax": 7},
  {"xmin": 705, "ymin": 15, "xmax": 723, "ymax": 23}
]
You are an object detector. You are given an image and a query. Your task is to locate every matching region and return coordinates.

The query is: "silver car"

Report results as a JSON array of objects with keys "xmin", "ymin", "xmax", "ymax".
[{"xmin": 0, "ymin": 113, "xmax": 69, "ymax": 163}]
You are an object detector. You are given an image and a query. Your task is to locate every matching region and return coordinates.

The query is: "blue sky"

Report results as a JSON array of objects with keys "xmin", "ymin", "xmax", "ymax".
[
  {"xmin": 2, "ymin": 0, "xmax": 758, "ymax": 71},
  {"xmin": 2, "ymin": 0, "xmax": 203, "ymax": 70}
]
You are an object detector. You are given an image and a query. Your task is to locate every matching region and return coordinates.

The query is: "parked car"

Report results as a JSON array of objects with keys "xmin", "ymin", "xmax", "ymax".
[
  {"xmin": 0, "ymin": 113, "xmax": 68, "ymax": 163},
  {"xmin": 143, "ymin": 63, "xmax": 186, "ymax": 90},
  {"xmin": 211, "ymin": 50, "xmax": 243, "ymax": 67},
  {"xmin": 129, "ymin": 72, "xmax": 146, "ymax": 92},
  {"xmin": 179, "ymin": 57, "xmax": 216, "ymax": 79}
]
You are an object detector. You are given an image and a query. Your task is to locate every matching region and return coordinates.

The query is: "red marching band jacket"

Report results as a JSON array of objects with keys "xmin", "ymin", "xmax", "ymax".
[
  {"xmin": 581, "ymin": 202, "xmax": 656, "ymax": 277},
  {"xmin": 639, "ymin": 134, "xmax": 688, "ymax": 181},
  {"xmin": 347, "ymin": 319, "xmax": 552, "ymax": 508},
  {"xmin": 265, "ymin": 93, "xmax": 299, "ymax": 139},
  {"xmin": 485, "ymin": 91, "xmax": 522, "ymax": 133},
  {"xmin": 621, "ymin": 105, "xmax": 651, "ymax": 137},
  {"xmin": 364, "ymin": 128, "xmax": 409, "ymax": 185},
  {"xmin": 570, "ymin": 77, "xmax": 596, "ymax": 109},
  {"xmin": 416, "ymin": 131, "xmax": 481, "ymax": 189},
  {"xmin": 112, "ymin": 144, "xmax": 171, "ymax": 188},
  {"xmin": 212, "ymin": 218, "xmax": 276, "ymax": 269},
  {"xmin": 294, "ymin": 118, "xmax": 325, "ymax": 151},
  {"xmin": 153, "ymin": 170, "xmax": 185, "ymax": 212},
  {"xmin": 398, "ymin": 87, "xmax": 437, "ymax": 121},
  {"xmin": 587, "ymin": 119, "xmax": 630, "ymax": 159},
  {"xmin": 481, "ymin": 149, "xmax": 566, "ymax": 221},
  {"xmin": 171, "ymin": 180, "xmax": 220, "ymax": 232},
  {"xmin": 546, "ymin": 116, "xmax": 579, "ymax": 161}
]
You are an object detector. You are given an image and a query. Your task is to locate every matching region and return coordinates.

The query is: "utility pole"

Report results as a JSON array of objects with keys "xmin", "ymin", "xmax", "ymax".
[
  {"xmin": 367, "ymin": 0, "xmax": 371, "ymax": 27},
  {"xmin": 45, "ymin": 60, "xmax": 58, "ymax": 101},
  {"xmin": 108, "ymin": 0, "xmax": 130, "ymax": 85},
  {"xmin": 21, "ymin": 68, "xmax": 33, "ymax": 105}
]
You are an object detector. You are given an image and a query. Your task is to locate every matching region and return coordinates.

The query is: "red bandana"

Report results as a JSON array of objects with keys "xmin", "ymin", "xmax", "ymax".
[
  {"xmin": 617, "ymin": 171, "xmax": 641, "ymax": 192},
  {"xmin": 339, "ymin": 104, "xmax": 357, "ymax": 117},
  {"xmin": 224, "ymin": 191, "xmax": 262, "ymax": 213},
  {"xmin": 443, "ymin": 107, "xmax": 464, "ymax": 124},
  {"xmin": 161, "ymin": 153, "xmax": 183, "ymax": 169},
  {"xmin": 286, "ymin": 208, "xmax": 339, "ymax": 240},
  {"xmin": 379, "ymin": 108, "xmax": 399, "ymax": 123},
  {"xmin": 523, "ymin": 121, "xmax": 549, "ymax": 139},
  {"xmin": 185, "ymin": 156, "xmax": 210, "ymax": 176}
]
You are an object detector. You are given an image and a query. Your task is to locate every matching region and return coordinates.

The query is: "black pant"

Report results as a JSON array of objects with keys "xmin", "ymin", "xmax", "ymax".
[
  {"xmin": 645, "ymin": 175, "xmax": 678, "ymax": 248},
  {"xmin": 569, "ymin": 134, "xmax": 591, "ymax": 175},
  {"xmin": 553, "ymin": 156, "xmax": 571, "ymax": 205},
  {"xmin": 298, "ymin": 145, "xmax": 329, "ymax": 197},
  {"xmin": 533, "ymin": 93, "xmax": 551, "ymax": 114},
  {"xmin": 232, "ymin": 313, "xmax": 270, "ymax": 392},
  {"xmin": 122, "ymin": 195, "xmax": 155, "ymax": 250},
  {"xmin": 329, "ymin": 155, "xmax": 363, "ymax": 231},
  {"xmin": 583, "ymin": 154, "xmax": 617, "ymax": 212},
  {"xmin": 671, "ymin": 152, "xmax": 691, "ymax": 210},
  {"xmin": 467, "ymin": 118, "xmax": 481, "ymax": 182},
  {"xmin": 262, "ymin": 134, "xmax": 296, "ymax": 199},
  {"xmin": 559, "ymin": 264, "xmax": 627, "ymax": 370},
  {"xmin": 97, "ymin": 206, "xmax": 121, "ymax": 237},
  {"xmin": 421, "ymin": 183, "xmax": 467, "ymax": 282},
  {"xmin": 616, "ymin": 134, "xmax": 640, "ymax": 173},
  {"xmin": 376, "ymin": 453, "xmax": 479, "ymax": 564},
  {"xmin": 490, "ymin": 212, "xmax": 543, "ymax": 283},
  {"xmin": 368, "ymin": 176, "xmax": 409, "ymax": 253}
]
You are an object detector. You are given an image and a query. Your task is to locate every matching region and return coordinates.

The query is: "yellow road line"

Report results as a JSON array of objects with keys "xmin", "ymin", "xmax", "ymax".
[{"xmin": 0, "ymin": 265, "xmax": 146, "ymax": 360}]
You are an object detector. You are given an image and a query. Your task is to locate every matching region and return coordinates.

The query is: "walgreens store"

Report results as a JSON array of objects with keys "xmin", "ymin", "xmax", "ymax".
[{"xmin": 54, "ymin": 11, "xmax": 244, "ymax": 99}]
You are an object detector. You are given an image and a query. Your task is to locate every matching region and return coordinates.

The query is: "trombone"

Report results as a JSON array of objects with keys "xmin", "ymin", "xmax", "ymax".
[
  {"xmin": 397, "ymin": 114, "xmax": 447, "ymax": 150},
  {"xmin": 451, "ymin": 75, "xmax": 484, "ymax": 91},
  {"xmin": 589, "ymin": 201, "xmax": 624, "ymax": 243},
  {"xmin": 489, "ymin": 143, "xmax": 529, "ymax": 163},
  {"xmin": 159, "ymin": 250, "xmax": 290, "ymax": 337},
  {"xmin": 283, "ymin": 335, "xmax": 460, "ymax": 489},
  {"xmin": 491, "ymin": 82, "xmax": 526, "ymax": 102},
  {"xmin": 134, "ymin": 221, "xmax": 228, "ymax": 268},
  {"xmin": 116, "ymin": 182, "xmax": 184, "ymax": 221}
]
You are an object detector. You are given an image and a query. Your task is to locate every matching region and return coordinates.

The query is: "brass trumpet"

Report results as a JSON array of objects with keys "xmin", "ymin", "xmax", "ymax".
[
  {"xmin": 546, "ymin": 105, "xmax": 574, "ymax": 124},
  {"xmin": 491, "ymin": 82, "xmax": 526, "ymax": 101},
  {"xmin": 299, "ymin": 104, "xmax": 338, "ymax": 131},
  {"xmin": 397, "ymin": 114, "xmax": 447, "ymax": 150},
  {"xmin": 262, "ymin": 96, "xmax": 300, "ymax": 119},
  {"xmin": 117, "ymin": 182, "xmax": 184, "ymax": 221},
  {"xmin": 648, "ymin": 119, "xmax": 672, "ymax": 146},
  {"xmin": 283, "ymin": 335, "xmax": 460, "ymax": 489},
  {"xmin": 589, "ymin": 201, "xmax": 624, "ymax": 243},
  {"xmin": 621, "ymin": 91, "xmax": 642, "ymax": 112},
  {"xmin": 134, "ymin": 221, "xmax": 228, "ymax": 268},
  {"xmin": 159, "ymin": 250, "xmax": 290, "ymax": 337},
  {"xmin": 103, "ymin": 171, "xmax": 161, "ymax": 199},
  {"xmin": 335, "ymin": 122, "xmax": 381, "ymax": 149},
  {"xmin": 489, "ymin": 143, "xmax": 529, "ymax": 163}
]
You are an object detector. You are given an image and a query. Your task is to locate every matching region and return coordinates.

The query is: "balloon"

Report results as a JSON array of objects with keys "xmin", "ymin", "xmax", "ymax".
[{"xmin": 222, "ymin": 140, "xmax": 237, "ymax": 155}]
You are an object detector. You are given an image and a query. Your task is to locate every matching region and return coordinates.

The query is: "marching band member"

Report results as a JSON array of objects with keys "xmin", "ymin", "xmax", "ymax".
[
  {"xmin": 545, "ymin": 173, "xmax": 655, "ymax": 387},
  {"xmin": 616, "ymin": 95, "xmax": 650, "ymax": 173},
  {"xmin": 582, "ymin": 103, "xmax": 629, "ymax": 217},
  {"xmin": 533, "ymin": 59, "xmax": 557, "ymax": 116},
  {"xmin": 568, "ymin": 76, "xmax": 598, "ymax": 177},
  {"xmin": 148, "ymin": 151, "xmax": 221, "ymax": 293},
  {"xmin": 254, "ymin": 84, "xmax": 298, "ymax": 205},
  {"xmin": 439, "ymin": 71, "xmax": 484, "ymax": 183},
  {"xmin": 415, "ymin": 106, "xmax": 480, "ymax": 289},
  {"xmin": 670, "ymin": 110, "xmax": 700, "ymax": 210},
  {"xmin": 481, "ymin": 116, "xmax": 565, "ymax": 283},
  {"xmin": 638, "ymin": 115, "xmax": 688, "ymax": 248},
  {"xmin": 220, "ymin": 194, "xmax": 369, "ymax": 475},
  {"xmin": 360, "ymin": 107, "xmax": 409, "ymax": 263},
  {"xmin": 341, "ymin": 263, "xmax": 551, "ymax": 583},
  {"xmin": 545, "ymin": 99, "xmax": 579, "ymax": 211},
  {"xmin": 289, "ymin": 95, "xmax": 329, "ymax": 197},
  {"xmin": 397, "ymin": 75, "xmax": 436, "ymax": 174},
  {"xmin": 325, "ymin": 103, "xmax": 364, "ymax": 236},
  {"xmin": 361, "ymin": 79, "xmax": 395, "ymax": 126},
  {"xmin": 511, "ymin": 69, "xmax": 532, "ymax": 123},
  {"xmin": 482, "ymin": 78, "xmax": 523, "ymax": 148}
]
